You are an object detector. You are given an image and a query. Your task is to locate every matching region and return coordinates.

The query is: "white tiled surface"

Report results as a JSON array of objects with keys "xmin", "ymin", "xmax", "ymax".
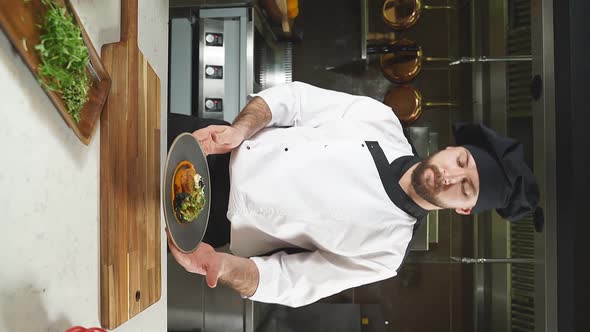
[{"xmin": 0, "ymin": 1, "xmax": 168, "ymax": 331}]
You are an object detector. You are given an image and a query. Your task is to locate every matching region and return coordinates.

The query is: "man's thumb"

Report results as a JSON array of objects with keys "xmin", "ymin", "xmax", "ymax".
[{"xmin": 205, "ymin": 269, "xmax": 219, "ymax": 288}]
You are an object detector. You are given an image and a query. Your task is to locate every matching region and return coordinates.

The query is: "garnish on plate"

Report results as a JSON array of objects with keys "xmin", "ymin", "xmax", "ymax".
[{"xmin": 172, "ymin": 160, "xmax": 206, "ymax": 224}]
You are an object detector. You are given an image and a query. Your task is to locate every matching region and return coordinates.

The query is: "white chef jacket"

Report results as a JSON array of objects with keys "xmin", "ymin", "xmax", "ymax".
[{"xmin": 227, "ymin": 81, "xmax": 419, "ymax": 307}]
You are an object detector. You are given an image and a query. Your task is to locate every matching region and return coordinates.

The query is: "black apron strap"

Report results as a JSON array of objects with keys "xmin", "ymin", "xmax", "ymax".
[
  {"xmin": 256, "ymin": 141, "xmax": 427, "ymax": 274},
  {"xmin": 364, "ymin": 141, "xmax": 426, "ymax": 219}
]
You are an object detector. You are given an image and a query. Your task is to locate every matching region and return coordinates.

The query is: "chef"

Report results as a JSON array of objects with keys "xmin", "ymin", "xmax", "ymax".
[{"xmin": 166, "ymin": 81, "xmax": 539, "ymax": 307}]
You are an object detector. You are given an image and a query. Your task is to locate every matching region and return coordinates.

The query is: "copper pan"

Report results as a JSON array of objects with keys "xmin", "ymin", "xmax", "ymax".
[
  {"xmin": 377, "ymin": 38, "xmax": 449, "ymax": 83},
  {"xmin": 382, "ymin": 0, "xmax": 454, "ymax": 30},
  {"xmin": 383, "ymin": 85, "xmax": 457, "ymax": 126}
]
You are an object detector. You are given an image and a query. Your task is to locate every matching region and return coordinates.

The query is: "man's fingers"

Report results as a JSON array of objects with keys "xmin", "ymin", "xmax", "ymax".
[
  {"xmin": 199, "ymin": 140, "xmax": 212, "ymax": 156},
  {"xmin": 191, "ymin": 134, "xmax": 215, "ymax": 156},
  {"xmin": 193, "ymin": 129, "xmax": 210, "ymax": 141},
  {"xmin": 193, "ymin": 125, "xmax": 226, "ymax": 141},
  {"xmin": 166, "ymin": 229, "xmax": 190, "ymax": 266},
  {"xmin": 165, "ymin": 228, "xmax": 173, "ymax": 247},
  {"xmin": 165, "ymin": 228, "xmax": 176, "ymax": 248},
  {"xmin": 211, "ymin": 130, "xmax": 235, "ymax": 146},
  {"xmin": 167, "ymin": 237, "xmax": 183, "ymax": 261},
  {"xmin": 211, "ymin": 131, "xmax": 228, "ymax": 145},
  {"xmin": 166, "ymin": 234, "xmax": 177, "ymax": 253},
  {"xmin": 193, "ymin": 243, "xmax": 220, "ymax": 287}
]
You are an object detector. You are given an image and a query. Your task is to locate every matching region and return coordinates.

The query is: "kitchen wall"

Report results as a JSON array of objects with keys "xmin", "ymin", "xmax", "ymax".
[{"xmin": 291, "ymin": 1, "xmax": 476, "ymax": 331}]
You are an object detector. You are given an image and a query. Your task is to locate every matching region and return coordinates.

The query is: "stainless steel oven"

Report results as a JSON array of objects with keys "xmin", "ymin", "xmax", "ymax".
[{"xmin": 169, "ymin": 4, "xmax": 292, "ymax": 123}]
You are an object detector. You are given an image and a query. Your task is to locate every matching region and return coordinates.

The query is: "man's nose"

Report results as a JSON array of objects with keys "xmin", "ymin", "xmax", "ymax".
[{"xmin": 442, "ymin": 169, "xmax": 466, "ymax": 185}]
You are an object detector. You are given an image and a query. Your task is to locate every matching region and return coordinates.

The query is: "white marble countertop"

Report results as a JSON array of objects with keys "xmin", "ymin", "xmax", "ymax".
[{"xmin": 0, "ymin": 1, "xmax": 169, "ymax": 331}]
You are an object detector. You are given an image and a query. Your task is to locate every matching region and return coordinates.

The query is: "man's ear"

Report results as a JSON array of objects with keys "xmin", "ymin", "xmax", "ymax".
[{"xmin": 455, "ymin": 207, "xmax": 472, "ymax": 215}]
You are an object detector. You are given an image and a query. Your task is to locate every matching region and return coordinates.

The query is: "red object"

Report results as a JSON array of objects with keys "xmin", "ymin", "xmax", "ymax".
[{"xmin": 66, "ymin": 327, "xmax": 107, "ymax": 332}]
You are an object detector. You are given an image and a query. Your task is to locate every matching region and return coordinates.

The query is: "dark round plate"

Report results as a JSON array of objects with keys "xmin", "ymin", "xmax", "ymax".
[{"xmin": 163, "ymin": 133, "xmax": 210, "ymax": 253}]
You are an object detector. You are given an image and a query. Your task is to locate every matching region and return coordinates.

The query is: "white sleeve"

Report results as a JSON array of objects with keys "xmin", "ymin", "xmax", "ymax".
[
  {"xmin": 247, "ymin": 250, "xmax": 397, "ymax": 307},
  {"xmin": 251, "ymin": 81, "xmax": 392, "ymax": 128}
]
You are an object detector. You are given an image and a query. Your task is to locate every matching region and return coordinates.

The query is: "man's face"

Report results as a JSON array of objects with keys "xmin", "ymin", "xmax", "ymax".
[{"xmin": 411, "ymin": 146, "xmax": 479, "ymax": 214}]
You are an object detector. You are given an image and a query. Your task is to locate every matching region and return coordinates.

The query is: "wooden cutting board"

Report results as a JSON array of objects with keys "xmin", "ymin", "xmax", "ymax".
[{"xmin": 99, "ymin": 0, "xmax": 161, "ymax": 329}]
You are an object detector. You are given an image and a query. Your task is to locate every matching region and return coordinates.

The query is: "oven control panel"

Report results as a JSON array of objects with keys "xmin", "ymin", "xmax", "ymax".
[
  {"xmin": 204, "ymin": 98, "xmax": 223, "ymax": 112},
  {"xmin": 205, "ymin": 65, "xmax": 223, "ymax": 79},
  {"xmin": 205, "ymin": 32, "xmax": 223, "ymax": 47}
]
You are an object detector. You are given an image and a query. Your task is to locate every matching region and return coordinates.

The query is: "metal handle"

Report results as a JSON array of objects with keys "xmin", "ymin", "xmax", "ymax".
[
  {"xmin": 423, "ymin": 5, "xmax": 454, "ymax": 10},
  {"xmin": 450, "ymin": 257, "xmax": 537, "ymax": 264},
  {"xmin": 423, "ymin": 56, "xmax": 452, "ymax": 62},
  {"xmin": 367, "ymin": 43, "xmax": 420, "ymax": 54},
  {"xmin": 424, "ymin": 102, "xmax": 458, "ymax": 108},
  {"xmin": 449, "ymin": 55, "xmax": 532, "ymax": 66},
  {"xmin": 360, "ymin": 0, "xmax": 368, "ymax": 60}
]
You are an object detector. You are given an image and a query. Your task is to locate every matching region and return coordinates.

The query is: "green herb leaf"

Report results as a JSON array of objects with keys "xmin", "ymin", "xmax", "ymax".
[{"xmin": 36, "ymin": 0, "xmax": 91, "ymax": 123}]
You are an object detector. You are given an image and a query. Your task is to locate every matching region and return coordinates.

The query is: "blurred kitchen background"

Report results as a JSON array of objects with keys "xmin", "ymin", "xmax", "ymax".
[{"xmin": 166, "ymin": 0, "xmax": 587, "ymax": 331}]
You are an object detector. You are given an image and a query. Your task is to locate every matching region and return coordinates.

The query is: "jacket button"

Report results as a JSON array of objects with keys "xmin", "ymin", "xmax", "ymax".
[
  {"xmin": 284, "ymin": 147, "xmax": 289, "ymax": 151},
  {"xmin": 361, "ymin": 144, "xmax": 365, "ymax": 147},
  {"xmin": 246, "ymin": 146, "xmax": 251, "ymax": 150}
]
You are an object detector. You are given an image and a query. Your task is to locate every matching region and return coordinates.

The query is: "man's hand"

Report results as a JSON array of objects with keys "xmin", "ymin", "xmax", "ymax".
[
  {"xmin": 193, "ymin": 97, "xmax": 271, "ymax": 156},
  {"xmin": 192, "ymin": 125, "xmax": 245, "ymax": 156},
  {"xmin": 167, "ymin": 229, "xmax": 223, "ymax": 288},
  {"xmin": 166, "ymin": 229, "xmax": 260, "ymax": 296}
]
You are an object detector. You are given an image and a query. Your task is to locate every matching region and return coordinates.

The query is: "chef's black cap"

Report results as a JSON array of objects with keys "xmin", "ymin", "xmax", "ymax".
[{"xmin": 452, "ymin": 123, "xmax": 540, "ymax": 221}]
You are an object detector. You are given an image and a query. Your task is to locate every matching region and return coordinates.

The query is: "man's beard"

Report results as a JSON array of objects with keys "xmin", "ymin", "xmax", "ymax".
[{"xmin": 411, "ymin": 158, "xmax": 447, "ymax": 208}]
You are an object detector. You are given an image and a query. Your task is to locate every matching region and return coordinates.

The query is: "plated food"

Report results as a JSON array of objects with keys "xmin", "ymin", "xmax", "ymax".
[
  {"xmin": 164, "ymin": 133, "xmax": 210, "ymax": 253},
  {"xmin": 171, "ymin": 160, "xmax": 207, "ymax": 224}
]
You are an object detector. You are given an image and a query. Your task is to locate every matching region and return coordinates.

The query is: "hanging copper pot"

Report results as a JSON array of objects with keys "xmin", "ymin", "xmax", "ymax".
[
  {"xmin": 383, "ymin": 85, "xmax": 457, "ymax": 126},
  {"xmin": 382, "ymin": 0, "xmax": 454, "ymax": 30},
  {"xmin": 377, "ymin": 38, "xmax": 449, "ymax": 83}
]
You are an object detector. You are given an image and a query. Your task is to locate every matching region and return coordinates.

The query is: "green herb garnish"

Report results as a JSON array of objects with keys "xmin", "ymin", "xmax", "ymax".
[
  {"xmin": 35, "ymin": 0, "xmax": 90, "ymax": 123},
  {"xmin": 173, "ymin": 175, "xmax": 206, "ymax": 223}
]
